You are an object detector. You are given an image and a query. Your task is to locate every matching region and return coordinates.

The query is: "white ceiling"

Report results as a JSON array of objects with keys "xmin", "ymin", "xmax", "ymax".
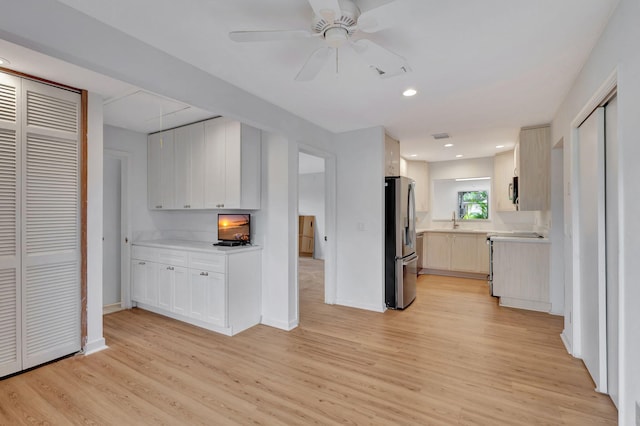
[{"xmin": 2, "ymin": 0, "xmax": 618, "ymax": 161}]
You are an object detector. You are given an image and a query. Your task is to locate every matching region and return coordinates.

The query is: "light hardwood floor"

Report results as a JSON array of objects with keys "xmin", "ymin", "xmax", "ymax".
[{"xmin": 0, "ymin": 259, "xmax": 617, "ymax": 425}]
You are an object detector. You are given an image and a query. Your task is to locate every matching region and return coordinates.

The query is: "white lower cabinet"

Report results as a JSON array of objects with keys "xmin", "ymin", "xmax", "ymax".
[{"xmin": 131, "ymin": 241, "xmax": 261, "ymax": 336}]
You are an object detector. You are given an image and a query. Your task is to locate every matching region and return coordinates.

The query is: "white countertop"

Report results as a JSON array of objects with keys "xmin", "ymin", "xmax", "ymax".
[
  {"xmin": 489, "ymin": 235, "xmax": 549, "ymax": 243},
  {"xmin": 417, "ymin": 228, "xmax": 491, "ymax": 234},
  {"xmin": 133, "ymin": 239, "xmax": 262, "ymax": 254}
]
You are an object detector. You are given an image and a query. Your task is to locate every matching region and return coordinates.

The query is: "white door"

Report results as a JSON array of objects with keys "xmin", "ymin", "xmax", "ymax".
[
  {"xmin": 21, "ymin": 79, "xmax": 81, "ymax": 369},
  {"xmin": 206, "ymin": 272, "xmax": 226, "ymax": 327},
  {"xmin": 190, "ymin": 270, "xmax": 208, "ymax": 321},
  {"xmin": 103, "ymin": 155, "xmax": 121, "ymax": 309},
  {"xmin": 172, "ymin": 266, "xmax": 189, "ymax": 316},
  {"xmin": 204, "ymin": 119, "xmax": 226, "ymax": 208},
  {"xmin": 604, "ymin": 95, "xmax": 619, "ymax": 407},
  {"xmin": 577, "ymin": 107, "xmax": 607, "ymax": 392},
  {"xmin": 0, "ymin": 72, "xmax": 22, "ymax": 377},
  {"xmin": 131, "ymin": 260, "xmax": 147, "ymax": 303},
  {"xmin": 157, "ymin": 265, "xmax": 173, "ymax": 311}
]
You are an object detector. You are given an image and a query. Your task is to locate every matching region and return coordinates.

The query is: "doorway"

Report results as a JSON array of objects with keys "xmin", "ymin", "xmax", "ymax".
[
  {"xmin": 103, "ymin": 150, "xmax": 130, "ymax": 314},
  {"xmin": 298, "ymin": 152, "xmax": 326, "ymax": 309}
]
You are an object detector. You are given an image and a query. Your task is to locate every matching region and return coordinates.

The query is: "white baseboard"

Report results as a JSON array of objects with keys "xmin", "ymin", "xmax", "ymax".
[
  {"xmin": 103, "ymin": 303, "xmax": 123, "ymax": 315},
  {"xmin": 83, "ymin": 338, "xmax": 108, "ymax": 356},
  {"xmin": 335, "ymin": 298, "xmax": 385, "ymax": 313},
  {"xmin": 560, "ymin": 330, "xmax": 573, "ymax": 355},
  {"xmin": 261, "ymin": 317, "xmax": 298, "ymax": 331}
]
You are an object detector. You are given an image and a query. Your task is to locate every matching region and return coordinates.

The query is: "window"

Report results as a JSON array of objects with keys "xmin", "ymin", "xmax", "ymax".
[{"xmin": 458, "ymin": 191, "xmax": 489, "ymax": 219}]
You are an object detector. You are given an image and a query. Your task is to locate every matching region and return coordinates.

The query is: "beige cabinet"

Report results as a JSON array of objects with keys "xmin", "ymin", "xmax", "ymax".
[
  {"xmin": 517, "ymin": 125, "xmax": 550, "ymax": 211},
  {"xmin": 492, "ymin": 239, "xmax": 550, "ymax": 312},
  {"xmin": 450, "ymin": 233, "xmax": 478, "ymax": 272},
  {"xmin": 494, "ymin": 150, "xmax": 517, "ymax": 212},
  {"xmin": 425, "ymin": 232, "xmax": 451, "ymax": 270},
  {"xmin": 405, "ymin": 160, "xmax": 429, "ymax": 212},
  {"xmin": 424, "ymin": 232, "xmax": 488, "ymax": 274},
  {"xmin": 384, "ymin": 134, "xmax": 400, "ymax": 176}
]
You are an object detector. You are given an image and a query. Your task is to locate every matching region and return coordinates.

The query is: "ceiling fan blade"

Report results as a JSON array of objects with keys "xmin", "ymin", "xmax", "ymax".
[
  {"xmin": 295, "ymin": 47, "xmax": 331, "ymax": 81},
  {"xmin": 351, "ymin": 39, "xmax": 411, "ymax": 79},
  {"xmin": 357, "ymin": 0, "xmax": 402, "ymax": 33},
  {"xmin": 307, "ymin": 0, "xmax": 341, "ymax": 23},
  {"xmin": 229, "ymin": 29, "xmax": 313, "ymax": 42}
]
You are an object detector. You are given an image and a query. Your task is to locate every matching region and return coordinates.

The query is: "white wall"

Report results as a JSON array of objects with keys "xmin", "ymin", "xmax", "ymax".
[
  {"xmin": 102, "ymin": 155, "xmax": 121, "ymax": 306},
  {"xmin": 335, "ymin": 126, "xmax": 386, "ymax": 312},
  {"xmin": 426, "ymin": 157, "xmax": 542, "ymax": 232},
  {"xmin": 551, "ymin": 0, "xmax": 639, "ymax": 422},
  {"xmin": 549, "ymin": 146, "xmax": 565, "ymax": 316},
  {"xmin": 85, "ymin": 93, "xmax": 106, "ymax": 355},
  {"xmin": 298, "ymin": 172, "xmax": 325, "ymax": 260}
]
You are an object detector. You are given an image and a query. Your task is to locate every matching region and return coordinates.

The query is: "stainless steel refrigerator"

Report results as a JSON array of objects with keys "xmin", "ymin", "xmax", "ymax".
[{"xmin": 385, "ymin": 176, "xmax": 417, "ymax": 309}]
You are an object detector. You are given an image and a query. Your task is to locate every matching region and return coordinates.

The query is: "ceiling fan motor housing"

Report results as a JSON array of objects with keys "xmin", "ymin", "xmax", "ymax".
[{"xmin": 312, "ymin": 0, "xmax": 360, "ymax": 37}]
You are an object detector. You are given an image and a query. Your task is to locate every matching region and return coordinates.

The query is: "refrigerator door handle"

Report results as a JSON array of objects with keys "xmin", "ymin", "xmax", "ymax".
[{"xmin": 402, "ymin": 253, "xmax": 418, "ymax": 265}]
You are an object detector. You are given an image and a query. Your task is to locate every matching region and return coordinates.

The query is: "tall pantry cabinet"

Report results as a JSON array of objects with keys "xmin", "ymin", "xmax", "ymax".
[{"xmin": 0, "ymin": 72, "xmax": 81, "ymax": 378}]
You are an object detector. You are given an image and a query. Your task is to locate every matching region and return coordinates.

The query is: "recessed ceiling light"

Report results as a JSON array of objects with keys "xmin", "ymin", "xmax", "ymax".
[
  {"xmin": 456, "ymin": 154, "xmax": 463, "ymax": 158},
  {"xmin": 444, "ymin": 143, "xmax": 453, "ymax": 148},
  {"xmin": 402, "ymin": 88, "xmax": 417, "ymax": 97},
  {"xmin": 496, "ymin": 145, "xmax": 505, "ymax": 148},
  {"xmin": 0, "ymin": 57, "xmax": 9, "ymax": 65},
  {"xmin": 410, "ymin": 154, "xmax": 417, "ymax": 157}
]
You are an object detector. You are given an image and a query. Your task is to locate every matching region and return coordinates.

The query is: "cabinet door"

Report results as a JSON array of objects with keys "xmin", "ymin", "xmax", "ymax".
[
  {"xmin": 157, "ymin": 265, "xmax": 173, "ymax": 311},
  {"xmin": 425, "ymin": 233, "xmax": 450, "ymax": 270},
  {"xmin": 494, "ymin": 150, "xmax": 516, "ymax": 212},
  {"xmin": 190, "ymin": 270, "xmax": 209, "ymax": 321},
  {"xmin": 476, "ymin": 235, "xmax": 490, "ymax": 274},
  {"xmin": 148, "ymin": 130, "xmax": 175, "ymax": 209},
  {"xmin": 131, "ymin": 260, "xmax": 147, "ymax": 303},
  {"xmin": 174, "ymin": 123, "xmax": 205, "ymax": 209},
  {"xmin": 518, "ymin": 126, "xmax": 550, "ymax": 211},
  {"xmin": 143, "ymin": 262, "xmax": 158, "ymax": 307},
  {"xmin": 450, "ymin": 234, "xmax": 478, "ymax": 272},
  {"xmin": 206, "ymin": 272, "xmax": 226, "ymax": 327},
  {"xmin": 384, "ymin": 134, "xmax": 400, "ymax": 176},
  {"xmin": 172, "ymin": 266, "xmax": 190, "ymax": 316},
  {"xmin": 223, "ymin": 120, "xmax": 241, "ymax": 209},
  {"xmin": 204, "ymin": 118, "xmax": 226, "ymax": 208}
]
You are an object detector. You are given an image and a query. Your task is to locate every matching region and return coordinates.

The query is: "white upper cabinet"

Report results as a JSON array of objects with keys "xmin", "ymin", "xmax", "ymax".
[
  {"xmin": 148, "ymin": 130, "xmax": 175, "ymax": 210},
  {"xmin": 204, "ymin": 117, "xmax": 261, "ymax": 210},
  {"xmin": 405, "ymin": 160, "xmax": 429, "ymax": 212},
  {"xmin": 174, "ymin": 122, "xmax": 205, "ymax": 209},
  {"xmin": 148, "ymin": 117, "xmax": 261, "ymax": 210}
]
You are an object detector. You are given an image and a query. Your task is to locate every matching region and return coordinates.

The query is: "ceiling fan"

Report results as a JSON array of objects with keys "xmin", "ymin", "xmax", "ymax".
[{"xmin": 229, "ymin": 0, "xmax": 411, "ymax": 81}]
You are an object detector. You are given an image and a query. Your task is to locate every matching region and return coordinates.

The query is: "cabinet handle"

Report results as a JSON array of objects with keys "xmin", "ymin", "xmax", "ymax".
[
  {"xmin": 167, "ymin": 266, "xmax": 174, "ymax": 271},
  {"xmin": 200, "ymin": 272, "xmax": 209, "ymax": 276},
  {"xmin": 155, "ymin": 205, "xmax": 162, "ymax": 209},
  {"xmin": 138, "ymin": 261, "xmax": 146, "ymax": 265}
]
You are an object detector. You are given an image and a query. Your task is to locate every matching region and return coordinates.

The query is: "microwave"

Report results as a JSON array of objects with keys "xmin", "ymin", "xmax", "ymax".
[{"xmin": 509, "ymin": 176, "xmax": 519, "ymax": 205}]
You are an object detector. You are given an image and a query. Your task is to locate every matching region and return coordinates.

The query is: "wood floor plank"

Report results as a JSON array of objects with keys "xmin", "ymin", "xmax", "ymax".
[{"xmin": 0, "ymin": 259, "xmax": 617, "ymax": 425}]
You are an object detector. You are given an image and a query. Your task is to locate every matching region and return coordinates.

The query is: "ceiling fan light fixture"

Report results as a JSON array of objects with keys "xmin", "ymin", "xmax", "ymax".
[{"xmin": 324, "ymin": 27, "xmax": 348, "ymax": 48}]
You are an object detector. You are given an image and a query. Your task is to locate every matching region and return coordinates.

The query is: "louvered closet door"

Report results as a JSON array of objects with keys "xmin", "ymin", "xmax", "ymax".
[
  {"xmin": 0, "ymin": 73, "xmax": 21, "ymax": 377},
  {"xmin": 21, "ymin": 79, "xmax": 81, "ymax": 369}
]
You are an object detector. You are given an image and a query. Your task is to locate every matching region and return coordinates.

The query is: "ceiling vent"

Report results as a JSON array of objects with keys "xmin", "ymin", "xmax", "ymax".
[{"xmin": 432, "ymin": 133, "xmax": 450, "ymax": 140}]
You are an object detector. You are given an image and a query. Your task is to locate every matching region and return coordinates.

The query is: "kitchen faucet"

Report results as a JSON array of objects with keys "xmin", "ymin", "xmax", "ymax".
[{"xmin": 452, "ymin": 211, "xmax": 459, "ymax": 229}]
